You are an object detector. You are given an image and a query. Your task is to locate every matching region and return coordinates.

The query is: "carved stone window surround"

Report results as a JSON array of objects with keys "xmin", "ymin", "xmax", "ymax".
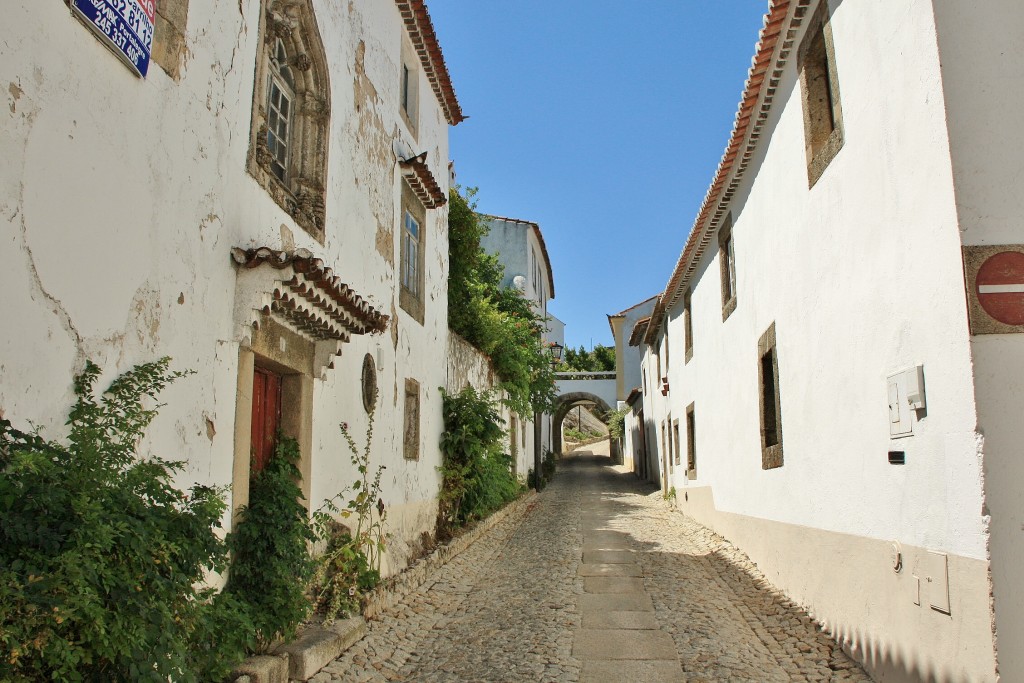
[{"xmin": 247, "ymin": 0, "xmax": 331, "ymax": 242}]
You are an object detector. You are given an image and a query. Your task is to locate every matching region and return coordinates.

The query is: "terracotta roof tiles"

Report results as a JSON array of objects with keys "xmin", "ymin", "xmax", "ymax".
[
  {"xmin": 399, "ymin": 152, "xmax": 447, "ymax": 209},
  {"xmin": 395, "ymin": 0, "xmax": 465, "ymax": 126},
  {"xmin": 646, "ymin": 0, "xmax": 809, "ymax": 344}
]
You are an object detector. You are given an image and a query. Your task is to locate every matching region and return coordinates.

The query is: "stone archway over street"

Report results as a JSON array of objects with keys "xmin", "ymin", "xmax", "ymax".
[{"xmin": 552, "ymin": 391, "xmax": 616, "ymax": 460}]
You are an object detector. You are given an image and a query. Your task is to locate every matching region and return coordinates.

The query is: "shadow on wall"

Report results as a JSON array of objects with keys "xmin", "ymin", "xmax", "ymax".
[{"xmin": 569, "ymin": 451, "xmax": 982, "ymax": 683}]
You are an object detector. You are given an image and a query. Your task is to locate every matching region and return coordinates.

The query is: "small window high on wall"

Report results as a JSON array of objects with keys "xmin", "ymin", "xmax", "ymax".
[
  {"xmin": 758, "ymin": 323, "xmax": 784, "ymax": 469},
  {"xmin": 798, "ymin": 0, "xmax": 844, "ymax": 186}
]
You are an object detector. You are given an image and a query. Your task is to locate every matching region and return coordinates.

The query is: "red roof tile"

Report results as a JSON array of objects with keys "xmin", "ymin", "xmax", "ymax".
[
  {"xmin": 646, "ymin": 0, "xmax": 808, "ymax": 344},
  {"xmin": 231, "ymin": 247, "xmax": 389, "ymax": 338},
  {"xmin": 400, "ymin": 152, "xmax": 447, "ymax": 209},
  {"xmin": 395, "ymin": 0, "xmax": 465, "ymax": 126}
]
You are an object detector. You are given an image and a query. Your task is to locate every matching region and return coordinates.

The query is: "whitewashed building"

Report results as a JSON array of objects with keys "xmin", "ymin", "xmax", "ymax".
[
  {"xmin": 479, "ymin": 215, "xmax": 558, "ymax": 477},
  {"xmin": 638, "ymin": 0, "xmax": 1023, "ymax": 680},
  {"xmin": 1, "ymin": 0, "xmax": 464, "ymax": 575},
  {"xmin": 608, "ymin": 296, "xmax": 657, "ymax": 475}
]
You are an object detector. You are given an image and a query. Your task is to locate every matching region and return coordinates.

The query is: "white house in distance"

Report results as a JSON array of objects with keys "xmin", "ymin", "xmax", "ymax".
[
  {"xmin": 608, "ymin": 296, "xmax": 657, "ymax": 475},
  {"xmin": 634, "ymin": 0, "xmax": 1023, "ymax": 680},
  {"xmin": 1, "ymin": 0, "xmax": 464, "ymax": 576},
  {"xmin": 479, "ymin": 215, "xmax": 558, "ymax": 475}
]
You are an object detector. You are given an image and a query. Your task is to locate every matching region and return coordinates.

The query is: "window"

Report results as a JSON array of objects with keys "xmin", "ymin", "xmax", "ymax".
[
  {"xmin": 399, "ymin": 181, "xmax": 427, "ymax": 323},
  {"xmin": 401, "ymin": 211, "xmax": 420, "ymax": 293},
  {"xmin": 152, "ymin": 0, "xmax": 189, "ymax": 79},
  {"xmin": 664, "ymin": 321, "xmax": 670, "ymax": 371},
  {"xmin": 248, "ymin": 0, "xmax": 331, "ymax": 240},
  {"xmin": 361, "ymin": 353, "xmax": 377, "ymax": 413},
  {"xmin": 685, "ymin": 403, "xmax": 696, "ymax": 480},
  {"xmin": 267, "ymin": 40, "xmax": 295, "ymax": 182},
  {"xmin": 683, "ymin": 288, "xmax": 693, "ymax": 363},
  {"xmin": 672, "ymin": 419, "xmax": 681, "ymax": 467},
  {"xmin": 758, "ymin": 323, "xmax": 784, "ymax": 469},
  {"xmin": 798, "ymin": 1, "xmax": 843, "ymax": 187},
  {"xmin": 719, "ymin": 216, "xmax": 737, "ymax": 320},
  {"xmin": 403, "ymin": 378, "xmax": 421, "ymax": 461},
  {"xmin": 399, "ymin": 38, "xmax": 419, "ymax": 137}
]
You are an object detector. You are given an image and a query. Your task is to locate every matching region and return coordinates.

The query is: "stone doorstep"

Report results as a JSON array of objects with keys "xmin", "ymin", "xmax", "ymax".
[{"xmin": 232, "ymin": 618, "xmax": 366, "ymax": 683}]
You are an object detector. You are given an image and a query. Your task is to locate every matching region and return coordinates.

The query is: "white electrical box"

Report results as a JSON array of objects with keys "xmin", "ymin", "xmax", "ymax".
[
  {"xmin": 887, "ymin": 365, "xmax": 926, "ymax": 438},
  {"xmin": 905, "ymin": 365, "xmax": 926, "ymax": 411},
  {"xmin": 925, "ymin": 551, "xmax": 950, "ymax": 614},
  {"xmin": 887, "ymin": 372, "xmax": 913, "ymax": 438}
]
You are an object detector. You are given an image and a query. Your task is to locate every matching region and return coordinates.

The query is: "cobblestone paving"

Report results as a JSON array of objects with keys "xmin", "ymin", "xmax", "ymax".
[{"xmin": 324, "ymin": 443, "xmax": 871, "ymax": 682}]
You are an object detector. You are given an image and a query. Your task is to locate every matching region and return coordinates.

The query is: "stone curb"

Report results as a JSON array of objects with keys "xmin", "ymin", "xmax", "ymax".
[{"xmin": 362, "ymin": 491, "xmax": 538, "ymax": 620}]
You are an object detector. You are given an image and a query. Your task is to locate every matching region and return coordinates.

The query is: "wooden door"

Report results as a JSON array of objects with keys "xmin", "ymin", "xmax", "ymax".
[{"xmin": 251, "ymin": 366, "xmax": 282, "ymax": 473}]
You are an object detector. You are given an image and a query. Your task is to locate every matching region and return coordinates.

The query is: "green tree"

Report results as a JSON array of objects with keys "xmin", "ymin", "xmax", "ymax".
[{"xmin": 447, "ymin": 187, "xmax": 557, "ymax": 416}]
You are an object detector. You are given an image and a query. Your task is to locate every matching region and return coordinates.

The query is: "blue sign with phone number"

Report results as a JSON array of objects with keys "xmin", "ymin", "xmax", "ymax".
[{"xmin": 72, "ymin": 0, "xmax": 155, "ymax": 78}]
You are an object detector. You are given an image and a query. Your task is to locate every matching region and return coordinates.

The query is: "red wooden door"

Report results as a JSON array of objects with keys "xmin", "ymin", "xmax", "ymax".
[{"xmin": 251, "ymin": 366, "xmax": 282, "ymax": 473}]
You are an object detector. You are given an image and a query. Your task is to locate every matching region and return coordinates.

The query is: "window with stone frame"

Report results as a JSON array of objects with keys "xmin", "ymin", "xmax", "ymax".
[
  {"xmin": 683, "ymin": 288, "xmax": 694, "ymax": 363},
  {"xmin": 798, "ymin": 0, "xmax": 844, "ymax": 187},
  {"xmin": 685, "ymin": 403, "xmax": 696, "ymax": 480},
  {"xmin": 758, "ymin": 323, "xmax": 784, "ymax": 469},
  {"xmin": 247, "ymin": 0, "xmax": 331, "ymax": 241},
  {"xmin": 399, "ymin": 36, "xmax": 419, "ymax": 138},
  {"xmin": 403, "ymin": 378, "xmax": 421, "ymax": 461},
  {"xmin": 672, "ymin": 418, "xmax": 681, "ymax": 467},
  {"xmin": 152, "ymin": 0, "xmax": 189, "ymax": 79},
  {"xmin": 399, "ymin": 181, "xmax": 427, "ymax": 324},
  {"xmin": 719, "ymin": 215, "xmax": 737, "ymax": 320}
]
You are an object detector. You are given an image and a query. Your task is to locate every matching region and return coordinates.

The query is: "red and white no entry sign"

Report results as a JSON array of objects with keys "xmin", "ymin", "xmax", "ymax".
[{"xmin": 976, "ymin": 251, "xmax": 1024, "ymax": 326}]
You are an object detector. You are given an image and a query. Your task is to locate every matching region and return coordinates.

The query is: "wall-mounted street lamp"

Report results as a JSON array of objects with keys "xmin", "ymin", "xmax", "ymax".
[{"xmin": 549, "ymin": 341, "xmax": 564, "ymax": 369}]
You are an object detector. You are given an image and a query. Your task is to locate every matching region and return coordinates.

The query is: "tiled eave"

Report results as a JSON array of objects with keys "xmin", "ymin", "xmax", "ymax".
[
  {"xmin": 645, "ymin": 0, "xmax": 810, "ymax": 344},
  {"xmin": 400, "ymin": 152, "xmax": 447, "ymax": 209},
  {"xmin": 628, "ymin": 316, "xmax": 651, "ymax": 347},
  {"xmin": 611, "ymin": 294, "xmax": 659, "ymax": 318},
  {"xmin": 626, "ymin": 387, "xmax": 642, "ymax": 407},
  {"xmin": 231, "ymin": 247, "xmax": 388, "ymax": 377},
  {"xmin": 395, "ymin": 0, "xmax": 465, "ymax": 126},
  {"xmin": 486, "ymin": 214, "xmax": 556, "ymax": 300}
]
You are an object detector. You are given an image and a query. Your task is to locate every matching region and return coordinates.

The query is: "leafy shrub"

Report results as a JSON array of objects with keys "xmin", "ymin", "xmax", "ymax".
[
  {"xmin": 0, "ymin": 359, "xmax": 249, "ymax": 682},
  {"xmin": 541, "ymin": 448, "xmax": 558, "ymax": 484},
  {"xmin": 447, "ymin": 188, "xmax": 557, "ymax": 417},
  {"xmin": 564, "ymin": 427, "xmax": 601, "ymax": 442},
  {"xmin": 225, "ymin": 435, "xmax": 315, "ymax": 650},
  {"xmin": 311, "ymin": 411, "xmax": 387, "ymax": 623},
  {"xmin": 607, "ymin": 407, "xmax": 630, "ymax": 440},
  {"xmin": 437, "ymin": 386, "xmax": 518, "ymax": 540}
]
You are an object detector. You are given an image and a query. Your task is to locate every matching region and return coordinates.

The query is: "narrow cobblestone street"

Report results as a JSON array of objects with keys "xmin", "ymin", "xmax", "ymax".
[{"xmin": 326, "ymin": 443, "xmax": 870, "ymax": 682}]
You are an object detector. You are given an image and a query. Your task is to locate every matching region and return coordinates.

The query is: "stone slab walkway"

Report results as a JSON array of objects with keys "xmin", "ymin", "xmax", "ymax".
[{"xmin": 323, "ymin": 442, "xmax": 871, "ymax": 682}]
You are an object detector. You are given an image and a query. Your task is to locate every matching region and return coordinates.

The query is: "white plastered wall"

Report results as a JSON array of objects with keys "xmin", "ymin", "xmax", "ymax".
[
  {"xmin": 931, "ymin": 0, "xmax": 1024, "ymax": 677},
  {"xmin": 0, "ymin": 0, "xmax": 452, "ymax": 577},
  {"xmin": 656, "ymin": 0, "xmax": 995, "ymax": 679}
]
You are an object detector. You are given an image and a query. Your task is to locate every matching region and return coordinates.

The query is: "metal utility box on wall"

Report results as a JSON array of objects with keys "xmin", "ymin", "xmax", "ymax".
[{"xmin": 887, "ymin": 365, "xmax": 925, "ymax": 438}]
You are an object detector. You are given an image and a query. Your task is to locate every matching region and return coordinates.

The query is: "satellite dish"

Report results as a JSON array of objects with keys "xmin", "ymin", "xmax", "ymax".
[{"xmin": 512, "ymin": 275, "xmax": 527, "ymax": 291}]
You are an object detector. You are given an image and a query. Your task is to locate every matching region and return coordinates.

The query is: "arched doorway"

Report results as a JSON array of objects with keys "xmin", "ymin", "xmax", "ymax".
[{"xmin": 552, "ymin": 392, "xmax": 617, "ymax": 460}]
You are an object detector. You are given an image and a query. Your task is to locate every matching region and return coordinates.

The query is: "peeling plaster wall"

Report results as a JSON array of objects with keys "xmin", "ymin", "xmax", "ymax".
[
  {"xmin": 646, "ymin": 1, "xmax": 996, "ymax": 680},
  {"xmin": 0, "ymin": 0, "xmax": 451, "ymax": 578}
]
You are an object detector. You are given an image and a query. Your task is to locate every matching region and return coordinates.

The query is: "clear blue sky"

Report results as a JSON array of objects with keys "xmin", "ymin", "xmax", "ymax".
[{"xmin": 428, "ymin": 2, "xmax": 769, "ymax": 350}]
